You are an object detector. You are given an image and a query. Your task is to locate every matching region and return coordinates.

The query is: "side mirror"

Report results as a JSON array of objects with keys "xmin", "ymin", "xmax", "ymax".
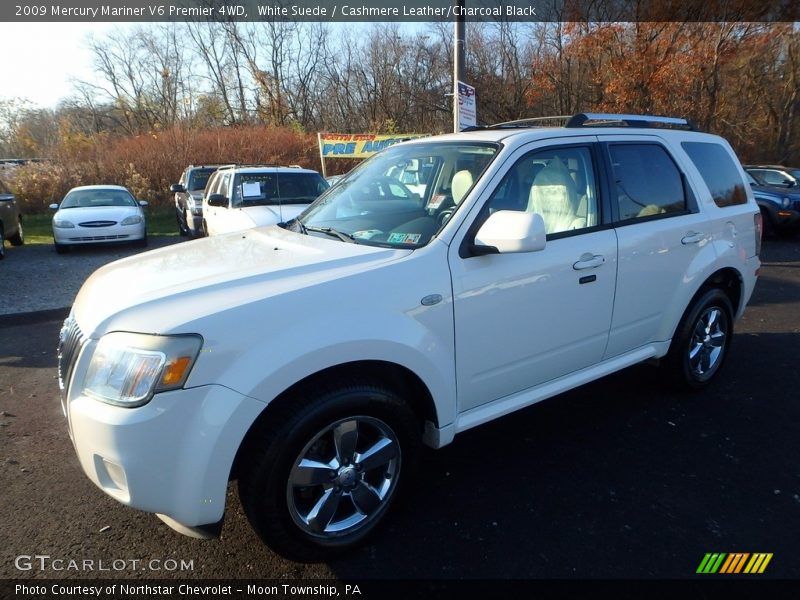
[
  {"xmin": 49, "ymin": 203, "xmax": 59, "ymax": 210},
  {"xmin": 473, "ymin": 210, "xmax": 546, "ymax": 255},
  {"xmin": 138, "ymin": 200, "xmax": 149, "ymax": 207},
  {"xmin": 207, "ymin": 193, "xmax": 228, "ymax": 208},
  {"xmin": 170, "ymin": 183, "xmax": 185, "ymax": 193}
]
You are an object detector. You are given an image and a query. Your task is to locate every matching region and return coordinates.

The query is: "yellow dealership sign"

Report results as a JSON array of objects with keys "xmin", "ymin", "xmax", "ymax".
[{"xmin": 318, "ymin": 133, "xmax": 428, "ymax": 159}]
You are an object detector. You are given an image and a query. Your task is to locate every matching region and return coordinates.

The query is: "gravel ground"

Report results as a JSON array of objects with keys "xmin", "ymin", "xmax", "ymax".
[{"xmin": 0, "ymin": 237, "xmax": 184, "ymax": 316}]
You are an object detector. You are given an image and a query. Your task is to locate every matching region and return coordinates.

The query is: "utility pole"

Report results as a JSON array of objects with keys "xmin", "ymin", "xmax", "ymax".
[{"xmin": 453, "ymin": 0, "xmax": 465, "ymax": 133}]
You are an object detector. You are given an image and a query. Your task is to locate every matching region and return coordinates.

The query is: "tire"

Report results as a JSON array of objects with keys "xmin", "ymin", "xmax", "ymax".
[
  {"xmin": 663, "ymin": 288, "xmax": 733, "ymax": 390},
  {"xmin": 54, "ymin": 242, "xmax": 69, "ymax": 254},
  {"xmin": 177, "ymin": 208, "xmax": 189, "ymax": 237},
  {"xmin": 185, "ymin": 209, "xmax": 195, "ymax": 237},
  {"xmin": 9, "ymin": 220, "xmax": 23, "ymax": 246},
  {"xmin": 760, "ymin": 207, "xmax": 774, "ymax": 239},
  {"xmin": 238, "ymin": 379, "xmax": 421, "ymax": 562},
  {"xmin": 137, "ymin": 231, "xmax": 148, "ymax": 248}
]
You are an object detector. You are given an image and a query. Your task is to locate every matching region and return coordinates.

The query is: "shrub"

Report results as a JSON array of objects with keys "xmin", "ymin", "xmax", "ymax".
[{"xmin": 6, "ymin": 126, "xmax": 323, "ymax": 212}]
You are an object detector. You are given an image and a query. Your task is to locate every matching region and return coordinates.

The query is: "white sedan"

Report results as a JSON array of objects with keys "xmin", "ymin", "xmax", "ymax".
[{"xmin": 50, "ymin": 185, "xmax": 148, "ymax": 254}]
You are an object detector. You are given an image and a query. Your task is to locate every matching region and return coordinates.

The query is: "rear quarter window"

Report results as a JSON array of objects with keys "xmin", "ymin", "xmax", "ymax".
[{"xmin": 681, "ymin": 142, "xmax": 748, "ymax": 208}]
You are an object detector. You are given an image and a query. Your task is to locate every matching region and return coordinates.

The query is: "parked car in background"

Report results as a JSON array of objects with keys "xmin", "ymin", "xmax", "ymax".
[
  {"xmin": 170, "ymin": 165, "xmax": 223, "ymax": 237},
  {"xmin": 57, "ymin": 114, "xmax": 760, "ymax": 561},
  {"xmin": 50, "ymin": 185, "xmax": 148, "ymax": 254},
  {"xmin": 745, "ymin": 171, "xmax": 800, "ymax": 237},
  {"xmin": 201, "ymin": 164, "xmax": 329, "ymax": 236},
  {"xmin": 745, "ymin": 165, "xmax": 800, "ymax": 189},
  {"xmin": 0, "ymin": 178, "xmax": 24, "ymax": 259}
]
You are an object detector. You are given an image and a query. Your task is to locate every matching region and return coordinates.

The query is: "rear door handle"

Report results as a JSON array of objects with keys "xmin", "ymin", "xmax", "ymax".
[
  {"xmin": 573, "ymin": 254, "xmax": 605, "ymax": 270},
  {"xmin": 681, "ymin": 231, "xmax": 704, "ymax": 245}
]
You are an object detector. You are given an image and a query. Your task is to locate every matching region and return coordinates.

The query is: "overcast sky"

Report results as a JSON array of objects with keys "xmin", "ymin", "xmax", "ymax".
[{"xmin": 0, "ymin": 22, "xmax": 129, "ymax": 108}]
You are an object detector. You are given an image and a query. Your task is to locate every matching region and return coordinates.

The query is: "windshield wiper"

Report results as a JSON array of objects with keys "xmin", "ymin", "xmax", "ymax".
[
  {"xmin": 282, "ymin": 218, "xmax": 307, "ymax": 233},
  {"xmin": 305, "ymin": 225, "xmax": 358, "ymax": 244}
]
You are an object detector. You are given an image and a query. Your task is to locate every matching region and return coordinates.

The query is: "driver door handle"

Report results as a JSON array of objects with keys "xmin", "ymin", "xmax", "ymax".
[
  {"xmin": 573, "ymin": 254, "xmax": 605, "ymax": 270},
  {"xmin": 681, "ymin": 231, "xmax": 704, "ymax": 245}
]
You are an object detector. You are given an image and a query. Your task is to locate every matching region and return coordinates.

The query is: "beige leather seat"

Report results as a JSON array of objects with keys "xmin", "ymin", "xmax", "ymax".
[
  {"xmin": 451, "ymin": 170, "xmax": 474, "ymax": 205},
  {"xmin": 527, "ymin": 157, "xmax": 585, "ymax": 234}
]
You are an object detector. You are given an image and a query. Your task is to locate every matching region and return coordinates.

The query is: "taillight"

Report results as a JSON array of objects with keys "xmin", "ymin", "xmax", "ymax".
[{"xmin": 754, "ymin": 212, "xmax": 762, "ymax": 256}]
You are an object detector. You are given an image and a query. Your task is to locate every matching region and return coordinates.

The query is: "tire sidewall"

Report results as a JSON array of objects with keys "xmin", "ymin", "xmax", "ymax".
[
  {"xmin": 673, "ymin": 288, "xmax": 733, "ymax": 389},
  {"xmin": 241, "ymin": 384, "xmax": 419, "ymax": 561}
]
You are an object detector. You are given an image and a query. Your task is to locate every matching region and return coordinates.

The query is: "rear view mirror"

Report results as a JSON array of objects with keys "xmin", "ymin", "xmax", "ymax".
[
  {"xmin": 49, "ymin": 203, "xmax": 59, "ymax": 210},
  {"xmin": 138, "ymin": 200, "xmax": 149, "ymax": 207},
  {"xmin": 170, "ymin": 184, "xmax": 185, "ymax": 193},
  {"xmin": 473, "ymin": 211, "xmax": 546, "ymax": 255}
]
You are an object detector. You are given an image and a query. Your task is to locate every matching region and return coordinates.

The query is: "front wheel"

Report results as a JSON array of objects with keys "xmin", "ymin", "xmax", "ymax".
[
  {"xmin": 238, "ymin": 379, "xmax": 420, "ymax": 562},
  {"xmin": 663, "ymin": 288, "xmax": 733, "ymax": 390},
  {"xmin": 9, "ymin": 221, "xmax": 23, "ymax": 246}
]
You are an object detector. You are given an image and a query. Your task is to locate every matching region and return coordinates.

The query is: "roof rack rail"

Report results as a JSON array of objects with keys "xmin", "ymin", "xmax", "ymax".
[
  {"xmin": 565, "ymin": 113, "xmax": 698, "ymax": 131},
  {"xmin": 216, "ymin": 163, "xmax": 286, "ymax": 170},
  {"xmin": 486, "ymin": 115, "xmax": 572, "ymax": 130}
]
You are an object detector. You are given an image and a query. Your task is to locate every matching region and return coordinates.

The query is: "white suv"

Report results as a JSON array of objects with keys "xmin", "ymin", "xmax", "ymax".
[
  {"xmin": 58, "ymin": 114, "xmax": 760, "ymax": 562},
  {"xmin": 201, "ymin": 164, "xmax": 329, "ymax": 236}
]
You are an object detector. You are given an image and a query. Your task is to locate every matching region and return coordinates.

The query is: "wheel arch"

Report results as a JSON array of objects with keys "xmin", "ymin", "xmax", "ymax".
[
  {"xmin": 669, "ymin": 266, "xmax": 743, "ymax": 345},
  {"xmin": 231, "ymin": 359, "xmax": 437, "ymax": 481}
]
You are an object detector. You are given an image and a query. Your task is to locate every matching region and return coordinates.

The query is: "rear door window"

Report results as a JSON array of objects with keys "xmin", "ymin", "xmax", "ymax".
[
  {"xmin": 608, "ymin": 144, "xmax": 687, "ymax": 221},
  {"xmin": 682, "ymin": 142, "xmax": 747, "ymax": 207}
]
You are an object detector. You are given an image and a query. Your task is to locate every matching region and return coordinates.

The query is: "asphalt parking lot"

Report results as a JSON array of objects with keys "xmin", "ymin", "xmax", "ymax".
[{"xmin": 0, "ymin": 237, "xmax": 799, "ymax": 588}]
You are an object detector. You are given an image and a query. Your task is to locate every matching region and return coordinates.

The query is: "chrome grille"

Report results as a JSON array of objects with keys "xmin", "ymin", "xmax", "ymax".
[
  {"xmin": 78, "ymin": 220, "xmax": 117, "ymax": 227},
  {"xmin": 57, "ymin": 317, "xmax": 85, "ymax": 392}
]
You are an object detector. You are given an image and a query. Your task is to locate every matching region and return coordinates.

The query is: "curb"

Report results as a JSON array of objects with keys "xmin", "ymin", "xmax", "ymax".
[{"xmin": 0, "ymin": 307, "xmax": 70, "ymax": 329}]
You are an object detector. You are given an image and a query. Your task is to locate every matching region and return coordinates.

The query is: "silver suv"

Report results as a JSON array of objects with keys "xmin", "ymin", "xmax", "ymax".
[{"xmin": 170, "ymin": 165, "xmax": 223, "ymax": 237}]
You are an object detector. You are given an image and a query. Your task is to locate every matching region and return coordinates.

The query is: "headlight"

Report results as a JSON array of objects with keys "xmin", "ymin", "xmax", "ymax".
[
  {"xmin": 54, "ymin": 218, "xmax": 75, "ymax": 228},
  {"xmin": 120, "ymin": 215, "xmax": 143, "ymax": 226},
  {"xmin": 82, "ymin": 332, "xmax": 203, "ymax": 407}
]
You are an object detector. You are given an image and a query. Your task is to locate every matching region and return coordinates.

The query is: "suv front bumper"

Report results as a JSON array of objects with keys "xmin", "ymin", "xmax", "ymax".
[{"xmin": 65, "ymin": 382, "xmax": 265, "ymax": 531}]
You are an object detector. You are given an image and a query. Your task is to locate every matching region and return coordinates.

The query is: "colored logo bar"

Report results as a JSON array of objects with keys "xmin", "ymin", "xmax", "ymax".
[{"xmin": 697, "ymin": 553, "xmax": 773, "ymax": 574}]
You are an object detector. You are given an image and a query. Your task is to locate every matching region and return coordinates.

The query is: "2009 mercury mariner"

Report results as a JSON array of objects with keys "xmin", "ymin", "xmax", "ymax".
[{"xmin": 58, "ymin": 114, "xmax": 761, "ymax": 562}]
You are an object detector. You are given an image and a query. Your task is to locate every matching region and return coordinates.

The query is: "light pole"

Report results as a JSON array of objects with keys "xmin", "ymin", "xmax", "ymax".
[{"xmin": 453, "ymin": 0, "xmax": 465, "ymax": 132}]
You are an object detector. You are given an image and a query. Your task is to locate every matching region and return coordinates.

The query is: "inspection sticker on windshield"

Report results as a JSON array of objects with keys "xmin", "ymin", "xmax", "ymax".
[{"xmin": 388, "ymin": 233, "xmax": 421, "ymax": 244}]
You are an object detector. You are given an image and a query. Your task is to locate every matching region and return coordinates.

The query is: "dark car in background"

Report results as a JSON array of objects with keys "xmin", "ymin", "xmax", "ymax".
[
  {"xmin": 0, "ymin": 178, "xmax": 24, "ymax": 259},
  {"xmin": 745, "ymin": 171, "xmax": 800, "ymax": 237},
  {"xmin": 745, "ymin": 165, "xmax": 800, "ymax": 189},
  {"xmin": 170, "ymin": 165, "xmax": 223, "ymax": 237}
]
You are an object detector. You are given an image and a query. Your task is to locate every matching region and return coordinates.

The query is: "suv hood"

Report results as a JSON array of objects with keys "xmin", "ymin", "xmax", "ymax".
[{"xmin": 73, "ymin": 226, "xmax": 409, "ymax": 336}]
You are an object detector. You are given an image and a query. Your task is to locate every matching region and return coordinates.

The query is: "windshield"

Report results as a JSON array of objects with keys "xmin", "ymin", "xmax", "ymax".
[
  {"xmin": 61, "ymin": 189, "xmax": 137, "ymax": 209},
  {"xmin": 188, "ymin": 169, "xmax": 216, "ymax": 191},
  {"xmin": 232, "ymin": 172, "xmax": 329, "ymax": 207},
  {"xmin": 297, "ymin": 142, "xmax": 499, "ymax": 248}
]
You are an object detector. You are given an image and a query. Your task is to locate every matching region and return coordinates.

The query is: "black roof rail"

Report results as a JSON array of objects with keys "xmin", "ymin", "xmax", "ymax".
[{"xmin": 565, "ymin": 113, "xmax": 698, "ymax": 131}]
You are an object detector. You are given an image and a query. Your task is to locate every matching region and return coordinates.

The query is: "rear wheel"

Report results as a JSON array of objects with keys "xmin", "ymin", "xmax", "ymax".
[
  {"xmin": 663, "ymin": 288, "xmax": 733, "ymax": 390},
  {"xmin": 238, "ymin": 379, "xmax": 420, "ymax": 562}
]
